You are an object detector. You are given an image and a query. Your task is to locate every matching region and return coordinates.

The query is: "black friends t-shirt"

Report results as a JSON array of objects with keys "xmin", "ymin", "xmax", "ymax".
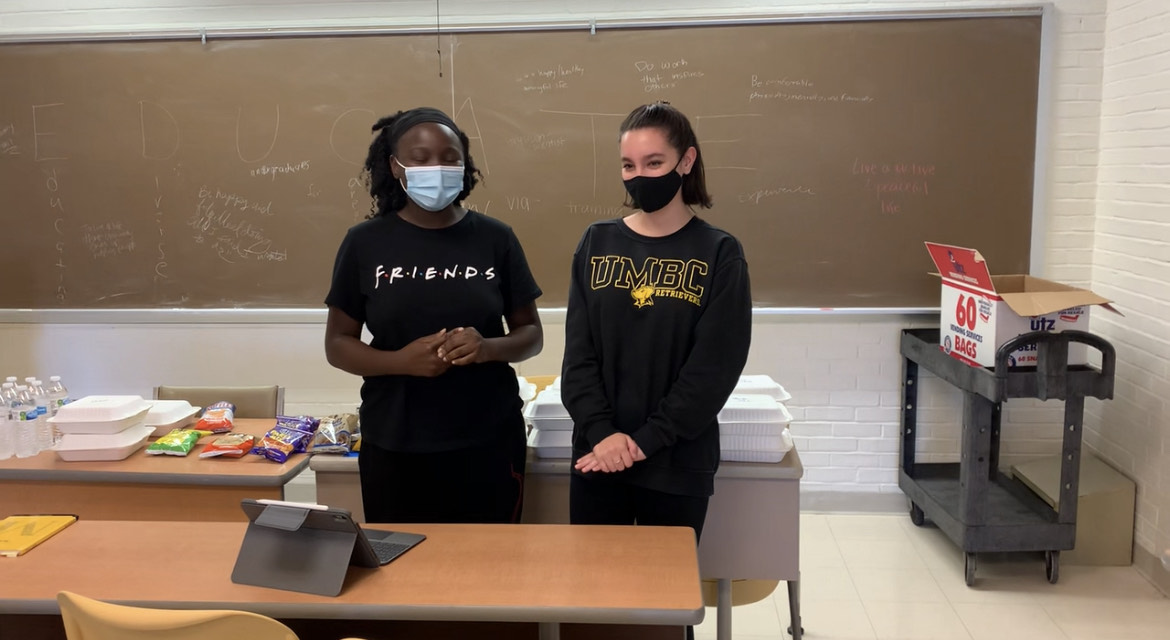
[{"xmin": 326, "ymin": 211, "xmax": 541, "ymax": 452}]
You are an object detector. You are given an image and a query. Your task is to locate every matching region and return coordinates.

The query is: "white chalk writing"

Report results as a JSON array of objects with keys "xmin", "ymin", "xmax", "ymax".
[
  {"xmin": 81, "ymin": 222, "xmax": 136, "ymax": 259},
  {"xmin": 33, "ymin": 103, "xmax": 69, "ymax": 162},
  {"xmin": 190, "ymin": 190, "xmax": 287, "ymax": 263},
  {"xmin": 506, "ymin": 133, "xmax": 568, "ymax": 151},
  {"xmin": 748, "ymin": 91, "xmax": 874, "ymax": 104},
  {"xmin": 738, "ymin": 185, "xmax": 817, "ymax": 204},
  {"xmin": 250, "ymin": 160, "xmax": 310, "ymax": 180},
  {"xmin": 197, "ymin": 185, "xmax": 273, "ymax": 216},
  {"xmin": 330, "ymin": 108, "xmax": 375, "ymax": 167},
  {"xmin": 851, "ymin": 158, "xmax": 938, "ymax": 214},
  {"xmin": 236, "ymin": 104, "xmax": 280, "ymax": 163},
  {"xmin": 44, "ymin": 168, "xmax": 67, "ymax": 301},
  {"xmin": 634, "ymin": 58, "xmax": 703, "ymax": 93},
  {"xmin": 0, "ymin": 124, "xmax": 20, "ymax": 156},
  {"xmin": 750, "ymin": 75, "xmax": 814, "ymax": 88},
  {"xmin": 748, "ymin": 74, "xmax": 872, "ymax": 103},
  {"xmin": 348, "ymin": 177, "xmax": 367, "ymax": 222},
  {"xmin": 566, "ymin": 202, "xmax": 625, "ymax": 218},
  {"xmin": 518, "ymin": 64, "xmax": 584, "ymax": 94},
  {"xmin": 505, "ymin": 196, "xmax": 538, "ymax": 212},
  {"xmin": 462, "ymin": 199, "xmax": 492, "ymax": 215},
  {"xmin": 153, "ymin": 176, "xmax": 169, "ymax": 281},
  {"xmin": 139, "ymin": 101, "xmax": 180, "ymax": 160}
]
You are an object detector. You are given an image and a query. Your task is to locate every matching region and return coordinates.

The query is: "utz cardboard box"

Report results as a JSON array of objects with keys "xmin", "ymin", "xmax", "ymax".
[{"xmin": 925, "ymin": 242, "xmax": 1117, "ymax": 368}]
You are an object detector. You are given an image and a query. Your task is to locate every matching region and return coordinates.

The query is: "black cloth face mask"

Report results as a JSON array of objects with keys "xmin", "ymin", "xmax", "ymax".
[{"xmin": 623, "ymin": 157, "xmax": 684, "ymax": 213}]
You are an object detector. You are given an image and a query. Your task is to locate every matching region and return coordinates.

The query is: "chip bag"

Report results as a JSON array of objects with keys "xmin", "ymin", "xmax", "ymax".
[
  {"xmin": 198, "ymin": 433, "xmax": 255, "ymax": 458},
  {"xmin": 253, "ymin": 424, "xmax": 313, "ymax": 463},
  {"xmin": 146, "ymin": 428, "xmax": 201, "ymax": 456},
  {"xmin": 275, "ymin": 415, "xmax": 320, "ymax": 436},
  {"xmin": 196, "ymin": 401, "xmax": 236, "ymax": 434},
  {"xmin": 309, "ymin": 414, "xmax": 357, "ymax": 454}
]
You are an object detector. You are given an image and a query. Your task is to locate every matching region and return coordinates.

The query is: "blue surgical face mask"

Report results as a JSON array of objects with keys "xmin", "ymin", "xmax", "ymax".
[{"xmin": 395, "ymin": 158, "xmax": 464, "ymax": 212}]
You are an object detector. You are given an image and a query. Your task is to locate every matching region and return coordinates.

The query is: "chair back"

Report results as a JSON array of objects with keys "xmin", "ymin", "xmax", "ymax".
[
  {"xmin": 57, "ymin": 591, "xmax": 298, "ymax": 640},
  {"xmin": 153, "ymin": 385, "xmax": 284, "ymax": 418}
]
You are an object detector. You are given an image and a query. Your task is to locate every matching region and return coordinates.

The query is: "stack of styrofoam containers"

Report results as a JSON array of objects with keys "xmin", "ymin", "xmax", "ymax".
[
  {"xmin": 47, "ymin": 395, "xmax": 154, "ymax": 461},
  {"xmin": 523, "ymin": 386, "xmax": 572, "ymax": 458},
  {"xmin": 520, "ymin": 375, "xmax": 794, "ymax": 462},
  {"xmin": 719, "ymin": 375, "xmax": 794, "ymax": 463},
  {"xmin": 516, "ymin": 376, "xmax": 537, "ymax": 403}
]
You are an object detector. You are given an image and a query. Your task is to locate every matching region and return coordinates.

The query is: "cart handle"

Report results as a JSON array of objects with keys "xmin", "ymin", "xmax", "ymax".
[{"xmin": 994, "ymin": 330, "xmax": 1116, "ymax": 399}]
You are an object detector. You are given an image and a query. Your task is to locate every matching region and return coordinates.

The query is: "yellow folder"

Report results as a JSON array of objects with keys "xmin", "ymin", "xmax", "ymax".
[{"xmin": 0, "ymin": 515, "xmax": 77, "ymax": 557}]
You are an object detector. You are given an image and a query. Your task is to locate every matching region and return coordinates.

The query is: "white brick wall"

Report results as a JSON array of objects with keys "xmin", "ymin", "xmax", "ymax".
[
  {"xmin": 0, "ymin": 0, "xmax": 1113, "ymax": 502},
  {"xmin": 1088, "ymin": 0, "xmax": 1169, "ymax": 566}
]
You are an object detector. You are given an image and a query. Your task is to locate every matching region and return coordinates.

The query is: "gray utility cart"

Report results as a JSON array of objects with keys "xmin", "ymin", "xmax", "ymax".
[{"xmin": 898, "ymin": 328, "xmax": 1115, "ymax": 586}]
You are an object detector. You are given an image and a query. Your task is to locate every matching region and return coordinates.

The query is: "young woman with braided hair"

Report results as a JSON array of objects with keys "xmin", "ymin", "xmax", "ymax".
[{"xmin": 325, "ymin": 107, "xmax": 543, "ymax": 524}]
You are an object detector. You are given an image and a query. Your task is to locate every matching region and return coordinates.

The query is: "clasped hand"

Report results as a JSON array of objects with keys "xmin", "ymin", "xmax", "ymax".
[
  {"xmin": 401, "ymin": 327, "xmax": 487, "ymax": 377},
  {"xmin": 575, "ymin": 432, "xmax": 646, "ymax": 473}
]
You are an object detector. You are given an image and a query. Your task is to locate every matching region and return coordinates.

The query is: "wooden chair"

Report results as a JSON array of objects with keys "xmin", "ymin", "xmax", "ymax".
[
  {"xmin": 153, "ymin": 385, "xmax": 284, "ymax": 418},
  {"xmin": 58, "ymin": 591, "xmax": 369, "ymax": 640}
]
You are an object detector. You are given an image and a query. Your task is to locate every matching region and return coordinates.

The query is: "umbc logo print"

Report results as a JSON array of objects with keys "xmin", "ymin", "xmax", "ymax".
[
  {"xmin": 589, "ymin": 255, "xmax": 709, "ymax": 308},
  {"xmin": 943, "ymin": 335, "xmax": 953, "ymax": 354}
]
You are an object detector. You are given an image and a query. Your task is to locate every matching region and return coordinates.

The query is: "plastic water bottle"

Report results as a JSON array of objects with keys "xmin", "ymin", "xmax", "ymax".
[
  {"xmin": 46, "ymin": 375, "xmax": 71, "ymax": 415},
  {"xmin": 0, "ymin": 382, "xmax": 15, "ymax": 460},
  {"xmin": 25, "ymin": 378, "xmax": 49, "ymax": 449},
  {"xmin": 28, "ymin": 379, "xmax": 53, "ymax": 451},
  {"xmin": 13, "ymin": 384, "xmax": 40, "ymax": 458}
]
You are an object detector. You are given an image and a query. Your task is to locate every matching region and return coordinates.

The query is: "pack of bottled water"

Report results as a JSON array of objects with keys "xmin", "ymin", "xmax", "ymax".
[{"xmin": 0, "ymin": 375, "xmax": 70, "ymax": 460}]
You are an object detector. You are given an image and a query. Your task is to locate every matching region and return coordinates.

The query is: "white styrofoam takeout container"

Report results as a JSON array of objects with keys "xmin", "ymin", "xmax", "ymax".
[
  {"xmin": 144, "ymin": 400, "xmax": 201, "ymax": 436},
  {"xmin": 53, "ymin": 424, "xmax": 154, "ymax": 461},
  {"xmin": 48, "ymin": 395, "xmax": 152, "ymax": 435}
]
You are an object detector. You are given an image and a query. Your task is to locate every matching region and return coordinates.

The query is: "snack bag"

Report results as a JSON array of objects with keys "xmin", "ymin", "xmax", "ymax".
[
  {"xmin": 253, "ymin": 424, "xmax": 314, "ymax": 463},
  {"xmin": 145, "ymin": 428, "xmax": 201, "ymax": 456},
  {"xmin": 309, "ymin": 414, "xmax": 357, "ymax": 454},
  {"xmin": 198, "ymin": 433, "xmax": 256, "ymax": 458},
  {"xmin": 276, "ymin": 414, "xmax": 320, "ymax": 434},
  {"xmin": 196, "ymin": 401, "xmax": 236, "ymax": 434},
  {"xmin": 274, "ymin": 415, "xmax": 319, "ymax": 453}
]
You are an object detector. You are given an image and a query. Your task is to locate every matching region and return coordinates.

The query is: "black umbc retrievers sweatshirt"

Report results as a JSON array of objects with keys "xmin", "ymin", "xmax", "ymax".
[{"xmin": 562, "ymin": 216, "xmax": 752, "ymax": 497}]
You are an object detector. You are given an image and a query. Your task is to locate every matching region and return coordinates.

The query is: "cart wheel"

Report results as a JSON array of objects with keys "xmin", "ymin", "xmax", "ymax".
[
  {"xmin": 1045, "ymin": 550, "xmax": 1060, "ymax": 584},
  {"xmin": 964, "ymin": 553, "xmax": 977, "ymax": 587},
  {"xmin": 909, "ymin": 503, "xmax": 925, "ymax": 527}
]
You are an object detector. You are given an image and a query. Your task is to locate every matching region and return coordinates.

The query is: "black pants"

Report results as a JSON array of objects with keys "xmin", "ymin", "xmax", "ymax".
[
  {"xmin": 569, "ymin": 473, "xmax": 710, "ymax": 541},
  {"xmin": 359, "ymin": 431, "xmax": 527, "ymax": 524},
  {"xmin": 571, "ymin": 473, "xmax": 709, "ymax": 640}
]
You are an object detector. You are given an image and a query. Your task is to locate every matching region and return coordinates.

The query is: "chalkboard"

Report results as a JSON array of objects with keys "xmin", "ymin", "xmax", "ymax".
[{"xmin": 0, "ymin": 13, "xmax": 1043, "ymax": 309}]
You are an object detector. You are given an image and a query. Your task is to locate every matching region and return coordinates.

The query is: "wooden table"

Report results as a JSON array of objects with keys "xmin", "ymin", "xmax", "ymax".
[
  {"xmin": 0, "ymin": 419, "xmax": 307, "ymax": 521},
  {"xmin": 0, "ymin": 520, "xmax": 702, "ymax": 640},
  {"xmin": 313, "ymin": 447, "xmax": 805, "ymax": 640}
]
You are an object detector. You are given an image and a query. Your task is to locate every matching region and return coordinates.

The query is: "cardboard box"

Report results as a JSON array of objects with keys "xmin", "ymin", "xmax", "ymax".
[
  {"xmin": 1012, "ymin": 453, "xmax": 1135, "ymax": 566},
  {"xmin": 925, "ymin": 242, "xmax": 1117, "ymax": 368}
]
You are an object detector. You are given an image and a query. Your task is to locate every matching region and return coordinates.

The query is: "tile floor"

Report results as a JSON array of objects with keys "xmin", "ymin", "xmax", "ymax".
[{"xmin": 695, "ymin": 513, "xmax": 1170, "ymax": 640}]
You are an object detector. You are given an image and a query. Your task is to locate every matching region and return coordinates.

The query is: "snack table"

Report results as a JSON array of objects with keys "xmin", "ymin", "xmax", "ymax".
[{"xmin": 0, "ymin": 419, "xmax": 306, "ymax": 521}]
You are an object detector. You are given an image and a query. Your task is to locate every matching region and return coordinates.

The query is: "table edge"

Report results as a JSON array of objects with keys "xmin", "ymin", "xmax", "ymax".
[
  {"xmin": 0, "ymin": 598, "xmax": 704, "ymax": 625},
  {"xmin": 0, "ymin": 456, "xmax": 309, "ymax": 486}
]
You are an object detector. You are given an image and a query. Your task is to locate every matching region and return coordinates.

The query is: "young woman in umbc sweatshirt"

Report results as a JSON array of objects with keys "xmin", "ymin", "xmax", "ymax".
[{"xmin": 562, "ymin": 102, "xmax": 752, "ymax": 541}]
